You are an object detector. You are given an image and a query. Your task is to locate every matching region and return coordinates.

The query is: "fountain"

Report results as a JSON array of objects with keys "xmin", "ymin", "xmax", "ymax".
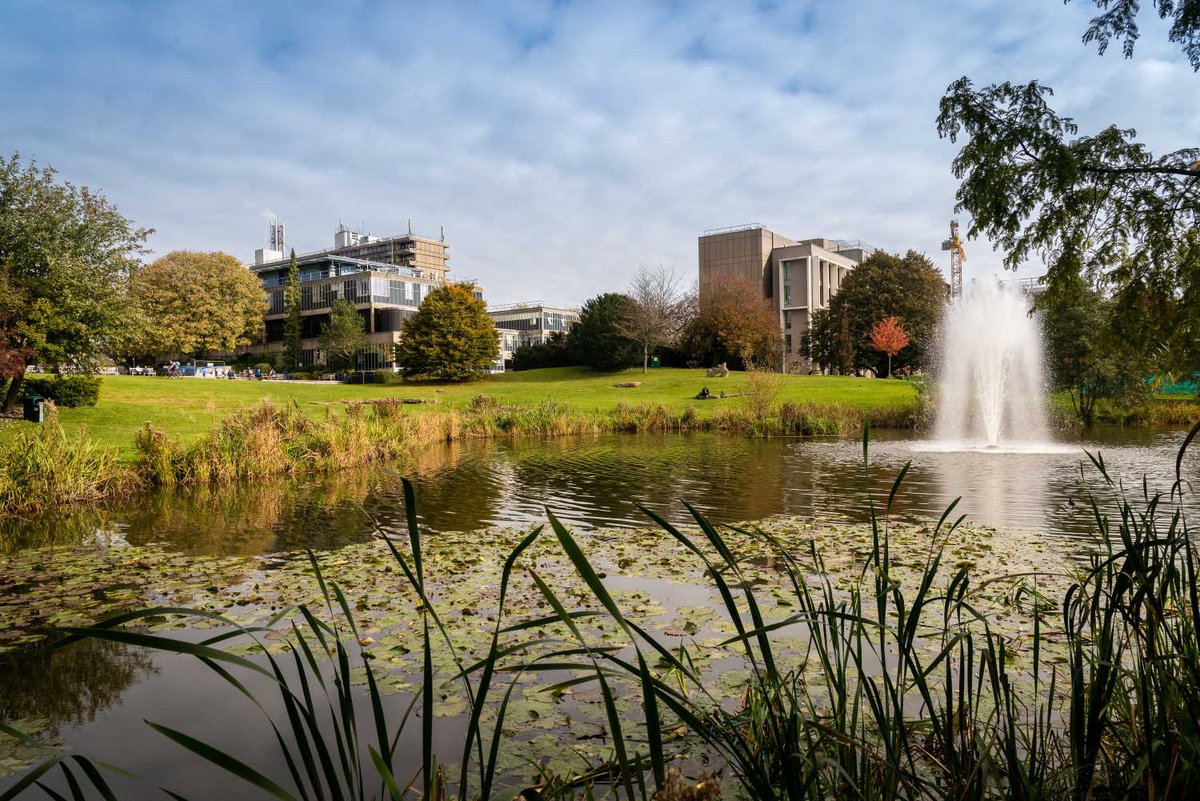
[{"xmin": 925, "ymin": 281, "xmax": 1062, "ymax": 453}]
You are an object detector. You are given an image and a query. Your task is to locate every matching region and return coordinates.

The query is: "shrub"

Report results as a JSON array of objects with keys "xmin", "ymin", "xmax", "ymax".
[
  {"xmin": 468, "ymin": 394, "xmax": 501, "ymax": 413},
  {"xmin": 21, "ymin": 374, "xmax": 102, "ymax": 407},
  {"xmin": 371, "ymin": 370, "xmax": 405, "ymax": 385}
]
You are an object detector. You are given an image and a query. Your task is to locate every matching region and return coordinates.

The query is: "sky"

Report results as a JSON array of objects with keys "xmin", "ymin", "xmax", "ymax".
[{"xmin": 2, "ymin": 0, "xmax": 1196, "ymax": 306}]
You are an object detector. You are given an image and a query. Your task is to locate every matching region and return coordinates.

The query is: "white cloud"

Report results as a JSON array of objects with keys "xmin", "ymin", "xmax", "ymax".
[{"xmin": 0, "ymin": 0, "xmax": 1195, "ymax": 303}]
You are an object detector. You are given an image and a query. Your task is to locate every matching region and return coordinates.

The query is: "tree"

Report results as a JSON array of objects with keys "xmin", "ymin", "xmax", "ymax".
[
  {"xmin": 617, "ymin": 266, "xmax": 686, "ymax": 373},
  {"xmin": 869, "ymin": 317, "xmax": 910, "ymax": 378},
  {"xmin": 568, "ymin": 293, "xmax": 640, "ymax": 371},
  {"xmin": 1036, "ymin": 255, "xmax": 1152, "ymax": 426},
  {"xmin": 0, "ymin": 154, "xmax": 151, "ymax": 412},
  {"xmin": 319, "ymin": 298, "xmax": 366, "ymax": 370},
  {"xmin": 804, "ymin": 251, "xmax": 944, "ymax": 375},
  {"xmin": 396, "ymin": 283, "xmax": 498, "ymax": 380},
  {"xmin": 937, "ymin": 78, "xmax": 1198, "ymax": 301},
  {"xmin": 511, "ymin": 331, "xmax": 575, "ymax": 371},
  {"xmin": 129, "ymin": 251, "xmax": 265, "ymax": 359},
  {"xmin": 936, "ymin": 2, "xmax": 1200, "ymax": 367},
  {"xmin": 1072, "ymin": 0, "xmax": 1200, "ymax": 70},
  {"xmin": 281, "ymin": 250, "xmax": 302, "ymax": 373},
  {"xmin": 680, "ymin": 276, "xmax": 780, "ymax": 370}
]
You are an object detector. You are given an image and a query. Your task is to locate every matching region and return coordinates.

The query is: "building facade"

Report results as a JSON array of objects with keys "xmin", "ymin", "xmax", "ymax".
[
  {"xmin": 487, "ymin": 303, "xmax": 580, "ymax": 366},
  {"xmin": 244, "ymin": 225, "xmax": 479, "ymax": 370},
  {"xmin": 698, "ymin": 224, "xmax": 870, "ymax": 372}
]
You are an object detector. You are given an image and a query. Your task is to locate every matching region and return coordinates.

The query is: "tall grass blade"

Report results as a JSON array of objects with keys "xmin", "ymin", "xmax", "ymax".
[{"xmin": 145, "ymin": 721, "xmax": 297, "ymax": 800}]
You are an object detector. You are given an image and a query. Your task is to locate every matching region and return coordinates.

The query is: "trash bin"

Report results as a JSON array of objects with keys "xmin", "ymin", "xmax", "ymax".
[
  {"xmin": 650, "ymin": 355, "xmax": 662, "ymax": 368},
  {"xmin": 22, "ymin": 395, "xmax": 45, "ymax": 423}
]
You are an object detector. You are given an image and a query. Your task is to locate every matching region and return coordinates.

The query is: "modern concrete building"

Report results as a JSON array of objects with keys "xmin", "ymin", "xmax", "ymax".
[
  {"xmin": 698, "ymin": 224, "xmax": 872, "ymax": 372},
  {"xmin": 487, "ymin": 303, "xmax": 580, "ymax": 366},
  {"xmin": 244, "ymin": 224, "xmax": 479, "ymax": 370}
]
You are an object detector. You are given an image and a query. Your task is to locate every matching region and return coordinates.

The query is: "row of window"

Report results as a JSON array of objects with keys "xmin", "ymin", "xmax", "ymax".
[
  {"xmin": 493, "ymin": 313, "xmax": 577, "ymax": 332},
  {"xmin": 263, "ymin": 308, "xmax": 415, "ymax": 341},
  {"xmin": 296, "ymin": 342, "xmax": 395, "ymax": 370},
  {"xmin": 267, "ymin": 279, "xmax": 435, "ymax": 314}
]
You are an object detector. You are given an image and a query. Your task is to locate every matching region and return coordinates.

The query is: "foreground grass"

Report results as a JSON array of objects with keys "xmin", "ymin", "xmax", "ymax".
[{"xmin": 0, "ymin": 368, "xmax": 916, "ymax": 458}]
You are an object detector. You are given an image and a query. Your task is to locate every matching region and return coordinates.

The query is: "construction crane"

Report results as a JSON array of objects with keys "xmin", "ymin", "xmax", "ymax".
[{"xmin": 941, "ymin": 220, "xmax": 965, "ymax": 301}]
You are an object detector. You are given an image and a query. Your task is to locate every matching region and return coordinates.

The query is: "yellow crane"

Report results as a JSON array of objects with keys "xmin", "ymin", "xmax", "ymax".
[{"xmin": 941, "ymin": 220, "xmax": 965, "ymax": 301}]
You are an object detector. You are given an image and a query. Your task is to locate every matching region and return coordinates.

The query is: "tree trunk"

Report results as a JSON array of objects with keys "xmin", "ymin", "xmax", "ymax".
[
  {"xmin": 886, "ymin": 354, "xmax": 892, "ymax": 378},
  {"xmin": 2, "ymin": 365, "xmax": 26, "ymax": 414},
  {"xmin": 643, "ymin": 343, "xmax": 649, "ymax": 374}
]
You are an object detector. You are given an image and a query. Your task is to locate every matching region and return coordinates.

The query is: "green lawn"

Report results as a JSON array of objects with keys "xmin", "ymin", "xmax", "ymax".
[{"xmin": 1, "ymin": 367, "xmax": 916, "ymax": 456}]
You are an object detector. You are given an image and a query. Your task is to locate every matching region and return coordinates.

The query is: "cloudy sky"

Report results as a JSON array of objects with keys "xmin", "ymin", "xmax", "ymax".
[{"xmin": 2, "ymin": 1, "xmax": 1195, "ymax": 305}]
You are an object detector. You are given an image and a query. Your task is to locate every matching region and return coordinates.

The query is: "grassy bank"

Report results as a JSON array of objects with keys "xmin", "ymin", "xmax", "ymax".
[
  {"xmin": 0, "ymin": 386, "xmax": 917, "ymax": 518},
  {"xmin": 0, "ymin": 368, "xmax": 917, "ymax": 458}
]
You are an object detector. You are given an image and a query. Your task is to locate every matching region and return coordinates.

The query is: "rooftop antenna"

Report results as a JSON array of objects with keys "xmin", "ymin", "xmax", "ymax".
[
  {"xmin": 269, "ymin": 218, "xmax": 285, "ymax": 252},
  {"xmin": 440, "ymin": 225, "xmax": 445, "ymax": 242},
  {"xmin": 407, "ymin": 219, "xmax": 413, "ymax": 236}
]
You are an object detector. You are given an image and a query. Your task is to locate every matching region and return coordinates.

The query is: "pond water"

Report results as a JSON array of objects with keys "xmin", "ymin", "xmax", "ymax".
[
  {"xmin": 4, "ymin": 427, "xmax": 1196, "ymax": 556},
  {"xmin": 2, "ymin": 427, "xmax": 1198, "ymax": 797}
]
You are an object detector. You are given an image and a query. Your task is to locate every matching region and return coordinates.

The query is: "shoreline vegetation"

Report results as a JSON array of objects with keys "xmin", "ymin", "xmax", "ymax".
[
  {"xmin": 0, "ymin": 369, "xmax": 920, "ymax": 518},
  {"xmin": 0, "ymin": 368, "xmax": 1196, "ymax": 518}
]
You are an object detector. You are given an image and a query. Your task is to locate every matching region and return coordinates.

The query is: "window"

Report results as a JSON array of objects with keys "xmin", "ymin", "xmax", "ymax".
[
  {"xmin": 784, "ymin": 310, "xmax": 791, "ymax": 329},
  {"xmin": 784, "ymin": 284, "xmax": 792, "ymax": 303},
  {"xmin": 785, "ymin": 334, "xmax": 793, "ymax": 351},
  {"xmin": 783, "ymin": 262, "xmax": 791, "ymax": 281}
]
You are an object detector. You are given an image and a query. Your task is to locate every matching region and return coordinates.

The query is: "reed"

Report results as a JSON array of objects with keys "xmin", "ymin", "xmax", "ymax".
[
  {"xmin": 134, "ymin": 401, "xmax": 416, "ymax": 486},
  {"xmin": 0, "ymin": 414, "xmax": 134, "ymax": 517}
]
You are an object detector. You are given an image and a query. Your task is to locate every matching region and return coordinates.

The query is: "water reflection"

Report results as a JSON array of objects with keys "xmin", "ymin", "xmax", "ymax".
[
  {"xmin": 2, "ymin": 429, "xmax": 1197, "ymax": 557},
  {"xmin": 0, "ymin": 639, "xmax": 156, "ymax": 734}
]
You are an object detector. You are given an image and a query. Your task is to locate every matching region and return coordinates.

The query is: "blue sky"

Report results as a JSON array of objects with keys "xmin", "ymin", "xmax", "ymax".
[{"xmin": 2, "ymin": 1, "xmax": 1196, "ymax": 305}]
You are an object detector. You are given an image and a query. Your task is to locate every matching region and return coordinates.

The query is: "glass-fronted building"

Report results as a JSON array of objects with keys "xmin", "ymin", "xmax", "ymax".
[
  {"xmin": 243, "ymin": 227, "xmax": 483, "ymax": 370},
  {"xmin": 487, "ymin": 303, "xmax": 580, "ymax": 366}
]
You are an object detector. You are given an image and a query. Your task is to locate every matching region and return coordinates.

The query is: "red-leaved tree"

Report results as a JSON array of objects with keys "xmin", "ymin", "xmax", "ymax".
[{"xmin": 869, "ymin": 316, "xmax": 909, "ymax": 377}]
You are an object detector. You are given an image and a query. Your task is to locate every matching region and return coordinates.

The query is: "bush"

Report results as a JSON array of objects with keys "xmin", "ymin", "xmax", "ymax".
[
  {"xmin": 468, "ymin": 394, "xmax": 501, "ymax": 413},
  {"xmin": 21, "ymin": 374, "xmax": 102, "ymax": 407},
  {"xmin": 371, "ymin": 370, "xmax": 406, "ymax": 385}
]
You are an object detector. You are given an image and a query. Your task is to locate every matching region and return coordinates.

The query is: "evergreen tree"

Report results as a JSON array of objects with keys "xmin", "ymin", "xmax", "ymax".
[
  {"xmin": 396, "ymin": 283, "xmax": 498, "ymax": 380},
  {"xmin": 281, "ymin": 249, "xmax": 302, "ymax": 372},
  {"xmin": 568, "ymin": 293, "xmax": 640, "ymax": 371}
]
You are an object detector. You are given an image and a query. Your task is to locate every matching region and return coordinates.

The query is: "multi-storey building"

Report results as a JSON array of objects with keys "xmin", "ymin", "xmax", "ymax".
[
  {"xmin": 698, "ymin": 224, "xmax": 872, "ymax": 372},
  {"xmin": 487, "ymin": 303, "xmax": 580, "ymax": 365},
  {"xmin": 244, "ymin": 225, "xmax": 480, "ymax": 370}
]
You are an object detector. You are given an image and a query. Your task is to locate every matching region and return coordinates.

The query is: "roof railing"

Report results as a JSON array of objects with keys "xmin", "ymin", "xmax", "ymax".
[{"xmin": 701, "ymin": 222, "xmax": 764, "ymax": 236}]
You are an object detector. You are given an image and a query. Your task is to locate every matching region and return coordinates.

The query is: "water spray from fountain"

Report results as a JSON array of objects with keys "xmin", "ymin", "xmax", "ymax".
[{"xmin": 931, "ymin": 280, "xmax": 1054, "ymax": 451}]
